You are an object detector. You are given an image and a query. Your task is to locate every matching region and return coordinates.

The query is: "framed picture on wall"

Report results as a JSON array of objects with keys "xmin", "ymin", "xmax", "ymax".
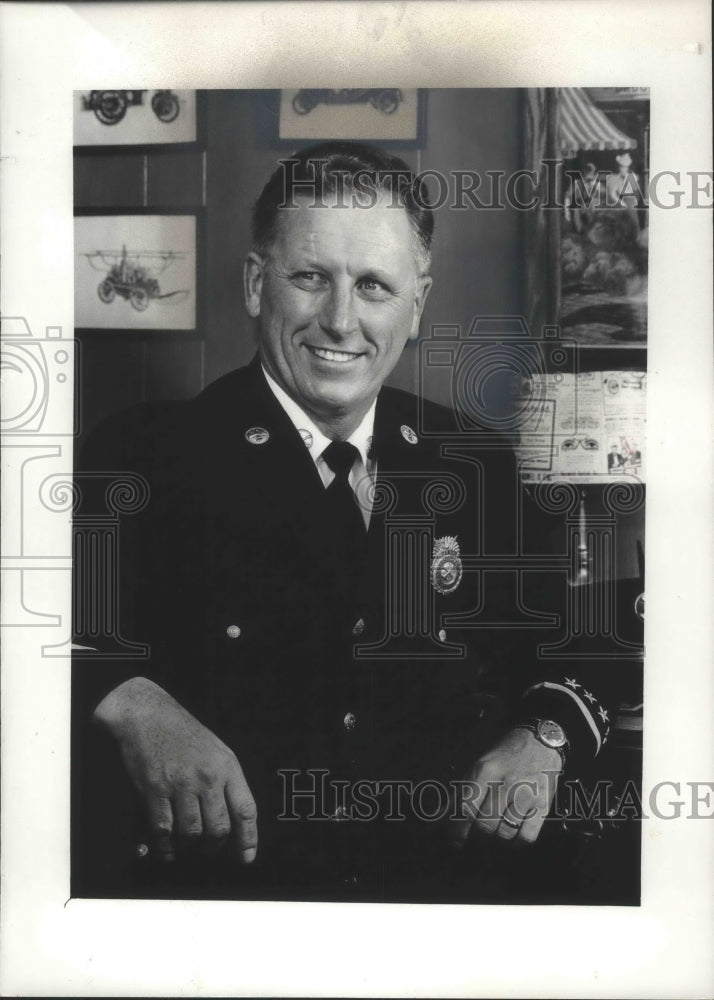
[
  {"xmin": 277, "ymin": 88, "xmax": 425, "ymax": 146},
  {"xmin": 524, "ymin": 87, "xmax": 649, "ymax": 348},
  {"xmin": 559, "ymin": 88, "xmax": 649, "ymax": 347},
  {"xmin": 74, "ymin": 209, "xmax": 202, "ymax": 335},
  {"xmin": 74, "ymin": 89, "xmax": 202, "ymax": 151}
]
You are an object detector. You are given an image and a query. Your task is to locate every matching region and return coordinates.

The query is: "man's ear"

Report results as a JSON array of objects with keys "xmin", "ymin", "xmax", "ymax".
[
  {"xmin": 244, "ymin": 252, "xmax": 266, "ymax": 318},
  {"xmin": 408, "ymin": 274, "xmax": 433, "ymax": 340}
]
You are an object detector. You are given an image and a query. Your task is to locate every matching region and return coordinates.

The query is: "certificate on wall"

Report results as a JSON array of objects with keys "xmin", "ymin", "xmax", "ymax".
[{"xmin": 516, "ymin": 371, "xmax": 646, "ymax": 481}]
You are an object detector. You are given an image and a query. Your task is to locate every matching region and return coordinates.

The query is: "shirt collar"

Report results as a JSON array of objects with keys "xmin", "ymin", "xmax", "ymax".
[{"xmin": 261, "ymin": 365, "xmax": 376, "ymax": 468}]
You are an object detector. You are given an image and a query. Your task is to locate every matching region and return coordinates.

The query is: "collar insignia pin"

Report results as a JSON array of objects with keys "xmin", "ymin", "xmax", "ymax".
[
  {"xmin": 298, "ymin": 428, "xmax": 313, "ymax": 449},
  {"xmin": 400, "ymin": 424, "xmax": 418, "ymax": 445},
  {"xmin": 431, "ymin": 535, "xmax": 462, "ymax": 595},
  {"xmin": 245, "ymin": 426, "xmax": 270, "ymax": 445}
]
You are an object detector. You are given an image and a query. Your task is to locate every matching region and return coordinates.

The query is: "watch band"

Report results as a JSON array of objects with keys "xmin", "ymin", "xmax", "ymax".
[{"xmin": 515, "ymin": 717, "xmax": 569, "ymax": 766}]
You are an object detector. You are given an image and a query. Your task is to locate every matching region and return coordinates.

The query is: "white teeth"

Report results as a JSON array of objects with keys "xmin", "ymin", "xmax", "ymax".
[{"xmin": 310, "ymin": 347, "xmax": 359, "ymax": 363}]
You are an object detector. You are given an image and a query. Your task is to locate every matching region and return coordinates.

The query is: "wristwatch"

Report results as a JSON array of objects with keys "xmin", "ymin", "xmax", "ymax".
[{"xmin": 516, "ymin": 718, "xmax": 569, "ymax": 766}]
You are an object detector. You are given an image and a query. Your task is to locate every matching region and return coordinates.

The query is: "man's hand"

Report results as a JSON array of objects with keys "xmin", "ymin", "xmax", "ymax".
[
  {"xmin": 93, "ymin": 677, "xmax": 257, "ymax": 864},
  {"xmin": 451, "ymin": 726, "xmax": 562, "ymax": 847}
]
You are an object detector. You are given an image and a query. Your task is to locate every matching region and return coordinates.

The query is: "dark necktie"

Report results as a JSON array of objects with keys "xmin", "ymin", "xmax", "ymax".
[
  {"xmin": 322, "ymin": 441, "xmax": 368, "ymax": 604},
  {"xmin": 322, "ymin": 441, "xmax": 367, "ymax": 540}
]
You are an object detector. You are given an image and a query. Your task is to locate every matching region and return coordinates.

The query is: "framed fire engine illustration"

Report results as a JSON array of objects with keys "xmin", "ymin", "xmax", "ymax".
[
  {"xmin": 268, "ymin": 88, "xmax": 426, "ymax": 146},
  {"xmin": 74, "ymin": 209, "xmax": 202, "ymax": 335},
  {"xmin": 74, "ymin": 90, "xmax": 201, "ymax": 150}
]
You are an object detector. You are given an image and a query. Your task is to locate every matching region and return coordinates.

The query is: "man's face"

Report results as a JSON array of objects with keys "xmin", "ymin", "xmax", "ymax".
[{"xmin": 244, "ymin": 194, "xmax": 432, "ymax": 429}]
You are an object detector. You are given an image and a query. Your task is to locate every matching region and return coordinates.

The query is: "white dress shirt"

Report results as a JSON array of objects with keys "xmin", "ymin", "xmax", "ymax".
[{"xmin": 262, "ymin": 366, "xmax": 377, "ymax": 528}]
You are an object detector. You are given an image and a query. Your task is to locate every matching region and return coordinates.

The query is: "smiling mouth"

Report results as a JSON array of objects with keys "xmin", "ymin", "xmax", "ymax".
[{"xmin": 307, "ymin": 346, "xmax": 363, "ymax": 364}]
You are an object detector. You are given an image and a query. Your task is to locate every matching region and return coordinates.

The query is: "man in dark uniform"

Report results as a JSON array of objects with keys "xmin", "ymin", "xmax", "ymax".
[{"xmin": 73, "ymin": 142, "xmax": 619, "ymax": 902}]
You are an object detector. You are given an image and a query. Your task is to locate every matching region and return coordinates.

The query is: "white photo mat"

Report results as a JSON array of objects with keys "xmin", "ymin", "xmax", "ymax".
[{"xmin": 0, "ymin": 2, "xmax": 712, "ymax": 998}]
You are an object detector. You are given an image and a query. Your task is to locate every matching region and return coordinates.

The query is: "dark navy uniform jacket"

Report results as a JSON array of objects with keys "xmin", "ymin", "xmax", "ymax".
[{"xmin": 72, "ymin": 357, "xmax": 620, "ymax": 902}]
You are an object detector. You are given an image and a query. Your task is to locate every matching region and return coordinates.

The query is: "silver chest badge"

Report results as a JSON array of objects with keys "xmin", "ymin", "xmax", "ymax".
[{"xmin": 431, "ymin": 535, "xmax": 462, "ymax": 595}]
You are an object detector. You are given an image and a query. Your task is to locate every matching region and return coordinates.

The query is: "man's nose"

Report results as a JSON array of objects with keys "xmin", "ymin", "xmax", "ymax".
[{"xmin": 318, "ymin": 284, "xmax": 359, "ymax": 339}]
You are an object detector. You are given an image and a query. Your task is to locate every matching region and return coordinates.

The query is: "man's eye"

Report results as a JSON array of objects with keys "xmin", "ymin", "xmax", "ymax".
[
  {"xmin": 359, "ymin": 278, "xmax": 389, "ymax": 297},
  {"xmin": 293, "ymin": 271, "xmax": 327, "ymax": 288}
]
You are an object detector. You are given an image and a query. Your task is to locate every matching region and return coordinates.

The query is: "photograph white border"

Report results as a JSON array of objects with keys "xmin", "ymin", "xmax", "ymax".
[{"xmin": 1, "ymin": 2, "xmax": 712, "ymax": 997}]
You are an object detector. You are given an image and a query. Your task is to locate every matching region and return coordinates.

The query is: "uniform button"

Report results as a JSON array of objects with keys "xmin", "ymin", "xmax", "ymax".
[
  {"xmin": 343, "ymin": 712, "xmax": 357, "ymax": 731},
  {"xmin": 400, "ymin": 424, "xmax": 418, "ymax": 445},
  {"xmin": 245, "ymin": 426, "xmax": 270, "ymax": 445},
  {"xmin": 352, "ymin": 617, "xmax": 365, "ymax": 636},
  {"xmin": 135, "ymin": 842, "xmax": 149, "ymax": 858},
  {"xmin": 226, "ymin": 624, "xmax": 241, "ymax": 639},
  {"xmin": 438, "ymin": 628, "xmax": 447, "ymax": 642}
]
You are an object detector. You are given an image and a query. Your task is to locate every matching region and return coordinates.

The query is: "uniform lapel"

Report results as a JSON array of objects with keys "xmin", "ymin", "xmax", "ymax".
[
  {"xmin": 197, "ymin": 357, "xmax": 332, "ymax": 564},
  {"xmin": 358, "ymin": 388, "xmax": 425, "ymax": 624}
]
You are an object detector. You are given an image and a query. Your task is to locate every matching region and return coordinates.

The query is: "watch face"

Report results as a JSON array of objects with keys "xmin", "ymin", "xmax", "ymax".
[{"xmin": 537, "ymin": 719, "xmax": 567, "ymax": 748}]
